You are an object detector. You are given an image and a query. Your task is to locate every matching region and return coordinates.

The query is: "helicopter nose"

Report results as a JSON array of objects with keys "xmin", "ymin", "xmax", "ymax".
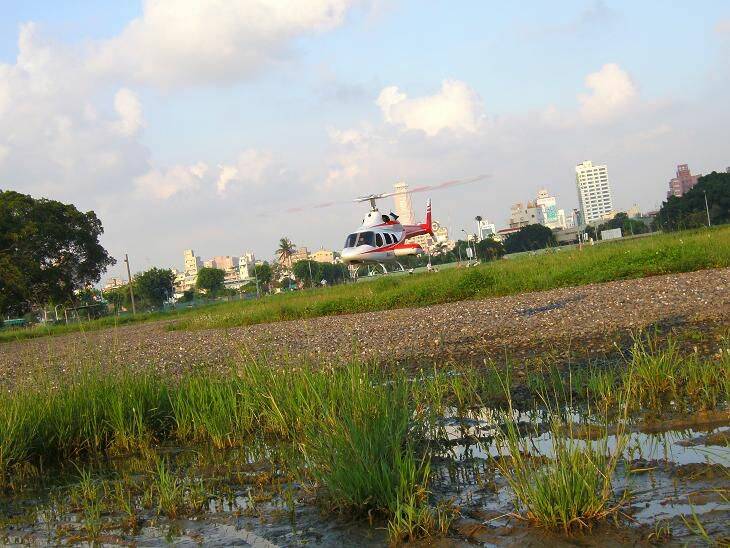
[{"xmin": 341, "ymin": 248, "xmax": 359, "ymax": 263}]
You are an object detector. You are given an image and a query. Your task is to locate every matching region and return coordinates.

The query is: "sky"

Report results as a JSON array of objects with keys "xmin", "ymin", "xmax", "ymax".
[{"xmin": 1, "ymin": 0, "xmax": 729, "ymax": 279}]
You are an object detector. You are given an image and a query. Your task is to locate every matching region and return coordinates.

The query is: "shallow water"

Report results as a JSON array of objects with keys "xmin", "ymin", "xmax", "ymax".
[{"xmin": 1, "ymin": 410, "xmax": 728, "ymax": 546}]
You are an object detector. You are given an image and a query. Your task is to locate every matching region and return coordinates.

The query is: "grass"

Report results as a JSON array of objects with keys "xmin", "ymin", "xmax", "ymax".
[
  {"xmin": 493, "ymin": 372, "xmax": 631, "ymax": 532},
  {"xmin": 172, "ymin": 226, "xmax": 730, "ymax": 331},
  {"xmin": 1, "ymin": 333, "xmax": 728, "ymax": 541},
  {"xmin": 2, "ymin": 226, "xmax": 728, "ymax": 345},
  {"xmin": 624, "ymin": 336, "xmax": 730, "ymax": 412}
]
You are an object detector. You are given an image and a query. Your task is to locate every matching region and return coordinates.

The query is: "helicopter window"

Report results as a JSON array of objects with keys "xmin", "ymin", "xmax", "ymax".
[
  {"xmin": 381, "ymin": 215, "xmax": 390, "ymax": 223},
  {"xmin": 384, "ymin": 233, "xmax": 392, "ymax": 245},
  {"xmin": 345, "ymin": 233, "xmax": 357, "ymax": 248},
  {"xmin": 355, "ymin": 231, "xmax": 375, "ymax": 246},
  {"xmin": 376, "ymin": 233, "xmax": 383, "ymax": 247},
  {"xmin": 392, "ymin": 233, "xmax": 399, "ymax": 244}
]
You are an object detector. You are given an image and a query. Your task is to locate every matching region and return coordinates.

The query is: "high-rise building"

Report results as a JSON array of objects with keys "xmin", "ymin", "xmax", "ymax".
[
  {"xmin": 183, "ymin": 249, "xmax": 202, "ymax": 275},
  {"xmin": 575, "ymin": 160, "xmax": 614, "ymax": 225},
  {"xmin": 393, "ymin": 182, "xmax": 416, "ymax": 225},
  {"xmin": 509, "ymin": 201, "xmax": 545, "ymax": 228},
  {"xmin": 535, "ymin": 188, "xmax": 567, "ymax": 229},
  {"xmin": 667, "ymin": 164, "xmax": 699, "ymax": 198}
]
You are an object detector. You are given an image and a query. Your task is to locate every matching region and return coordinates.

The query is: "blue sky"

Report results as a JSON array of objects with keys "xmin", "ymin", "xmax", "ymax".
[{"xmin": 1, "ymin": 1, "xmax": 729, "ymax": 276}]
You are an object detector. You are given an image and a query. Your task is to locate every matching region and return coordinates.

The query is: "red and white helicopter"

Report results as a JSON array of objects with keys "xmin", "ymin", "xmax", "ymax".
[{"xmin": 340, "ymin": 175, "xmax": 486, "ymax": 273}]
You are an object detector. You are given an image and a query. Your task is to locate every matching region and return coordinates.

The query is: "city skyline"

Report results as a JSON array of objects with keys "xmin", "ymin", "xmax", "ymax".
[{"xmin": 1, "ymin": 2, "xmax": 729, "ymax": 280}]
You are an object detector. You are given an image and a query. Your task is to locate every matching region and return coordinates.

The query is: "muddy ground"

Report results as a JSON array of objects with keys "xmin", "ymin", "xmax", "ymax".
[{"xmin": 1, "ymin": 268, "xmax": 728, "ymax": 385}]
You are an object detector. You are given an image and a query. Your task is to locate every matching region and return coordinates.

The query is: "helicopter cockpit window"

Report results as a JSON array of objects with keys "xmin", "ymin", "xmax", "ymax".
[
  {"xmin": 345, "ymin": 234, "xmax": 357, "ymax": 248},
  {"xmin": 355, "ymin": 231, "xmax": 375, "ymax": 246},
  {"xmin": 384, "ymin": 233, "xmax": 392, "ymax": 244},
  {"xmin": 376, "ymin": 233, "xmax": 383, "ymax": 247}
]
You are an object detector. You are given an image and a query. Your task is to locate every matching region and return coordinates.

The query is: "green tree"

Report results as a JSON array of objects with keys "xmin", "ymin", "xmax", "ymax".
[
  {"xmin": 254, "ymin": 262, "xmax": 273, "ymax": 290},
  {"xmin": 103, "ymin": 286, "xmax": 130, "ymax": 312},
  {"xmin": 475, "ymin": 237, "xmax": 505, "ymax": 261},
  {"xmin": 292, "ymin": 260, "xmax": 320, "ymax": 287},
  {"xmin": 504, "ymin": 224, "xmax": 557, "ymax": 254},
  {"xmin": 655, "ymin": 171, "xmax": 730, "ymax": 231},
  {"xmin": 276, "ymin": 237, "xmax": 296, "ymax": 268},
  {"xmin": 196, "ymin": 267, "xmax": 225, "ymax": 294},
  {"xmin": 597, "ymin": 212, "xmax": 649, "ymax": 237},
  {"xmin": 0, "ymin": 190, "xmax": 115, "ymax": 315},
  {"xmin": 135, "ymin": 267, "xmax": 175, "ymax": 308}
]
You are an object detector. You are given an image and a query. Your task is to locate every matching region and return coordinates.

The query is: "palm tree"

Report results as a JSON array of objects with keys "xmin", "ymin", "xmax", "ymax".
[{"xmin": 276, "ymin": 237, "xmax": 296, "ymax": 269}]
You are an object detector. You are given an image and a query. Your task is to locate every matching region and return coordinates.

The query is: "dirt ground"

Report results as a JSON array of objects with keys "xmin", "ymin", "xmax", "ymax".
[{"xmin": 1, "ymin": 267, "xmax": 729, "ymax": 385}]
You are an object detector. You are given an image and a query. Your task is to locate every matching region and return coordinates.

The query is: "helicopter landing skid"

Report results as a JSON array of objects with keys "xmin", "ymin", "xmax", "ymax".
[
  {"xmin": 395, "ymin": 261, "xmax": 406, "ymax": 272},
  {"xmin": 378, "ymin": 263, "xmax": 389, "ymax": 274}
]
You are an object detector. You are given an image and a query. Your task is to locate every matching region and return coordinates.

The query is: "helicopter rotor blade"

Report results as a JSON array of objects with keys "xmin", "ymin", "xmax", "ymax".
[
  {"xmin": 378, "ymin": 174, "xmax": 489, "ymax": 199},
  {"xmin": 258, "ymin": 174, "xmax": 488, "ymax": 217}
]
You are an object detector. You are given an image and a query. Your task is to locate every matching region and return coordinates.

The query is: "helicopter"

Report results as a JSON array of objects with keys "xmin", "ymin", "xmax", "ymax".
[{"xmin": 340, "ymin": 175, "xmax": 487, "ymax": 273}]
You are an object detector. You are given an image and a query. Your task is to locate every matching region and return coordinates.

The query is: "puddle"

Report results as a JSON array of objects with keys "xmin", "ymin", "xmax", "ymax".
[{"xmin": 1, "ymin": 406, "xmax": 728, "ymax": 546}]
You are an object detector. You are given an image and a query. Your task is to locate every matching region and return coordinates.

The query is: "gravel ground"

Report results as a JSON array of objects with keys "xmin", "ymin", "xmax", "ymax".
[{"xmin": 1, "ymin": 268, "xmax": 729, "ymax": 385}]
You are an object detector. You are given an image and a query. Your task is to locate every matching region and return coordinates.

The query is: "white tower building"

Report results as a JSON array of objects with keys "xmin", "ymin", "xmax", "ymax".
[
  {"xmin": 575, "ymin": 161, "xmax": 614, "ymax": 225},
  {"xmin": 392, "ymin": 182, "xmax": 416, "ymax": 225}
]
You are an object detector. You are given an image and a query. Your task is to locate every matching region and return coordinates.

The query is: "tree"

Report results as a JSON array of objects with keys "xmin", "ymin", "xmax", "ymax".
[
  {"xmin": 503, "ymin": 224, "xmax": 556, "ymax": 254},
  {"xmin": 655, "ymin": 171, "xmax": 730, "ymax": 231},
  {"xmin": 597, "ymin": 212, "xmax": 649, "ymax": 237},
  {"xmin": 475, "ymin": 237, "xmax": 505, "ymax": 261},
  {"xmin": 255, "ymin": 262, "xmax": 273, "ymax": 291},
  {"xmin": 292, "ymin": 260, "xmax": 320, "ymax": 287},
  {"xmin": 276, "ymin": 237, "xmax": 296, "ymax": 268},
  {"xmin": 0, "ymin": 190, "xmax": 115, "ymax": 316},
  {"xmin": 196, "ymin": 267, "xmax": 225, "ymax": 294},
  {"xmin": 135, "ymin": 267, "xmax": 174, "ymax": 308}
]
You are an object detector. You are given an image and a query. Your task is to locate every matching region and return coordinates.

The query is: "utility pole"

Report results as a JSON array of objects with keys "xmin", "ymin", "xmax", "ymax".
[
  {"xmin": 704, "ymin": 190, "xmax": 711, "ymax": 227},
  {"xmin": 124, "ymin": 253, "xmax": 137, "ymax": 315},
  {"xmin": 252, "ymin": 258, "xmax": 261, "ymax": 298}
]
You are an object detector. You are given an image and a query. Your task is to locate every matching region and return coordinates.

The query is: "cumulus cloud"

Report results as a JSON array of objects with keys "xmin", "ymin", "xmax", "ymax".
[
  {"xmin": 90, "ymin": 0, "xmax": 358, "ymax": 88},
  {"xmin": 0, "ymin": 24, "xmax": 148, "ymax": 200},
  {"xmin": 578, "ymin": 63, "xmax": 638, "ymax": 124},
  {"xmin": 716, "ymin": 19, "xmax": 730, "ymax": 34},
  {"xmin": 376, "ymin": 80, "xmax": 484, "ymax": 136},
  {"xmin": 113, "ymin": 88, "xmax": 144, "ymax": 136},
  {"xmin": 215, "ymin": 149, "xmax": 274, "ymax": 194},
  {"xmin": 134, "ymin": 162, "xmax": 208, "ymax": 199}
]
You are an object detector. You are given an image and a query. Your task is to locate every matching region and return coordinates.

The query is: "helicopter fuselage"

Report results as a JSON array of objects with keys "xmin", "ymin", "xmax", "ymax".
[{"xmin": 341, "ymin": 200, "xmax": 432, "ymax": 265}]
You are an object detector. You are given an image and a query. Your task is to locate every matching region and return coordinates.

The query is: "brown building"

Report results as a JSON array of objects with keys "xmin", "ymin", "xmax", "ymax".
[{"xmin": 667, "ymin": 164, "xmax": 699, "ymax": 198}]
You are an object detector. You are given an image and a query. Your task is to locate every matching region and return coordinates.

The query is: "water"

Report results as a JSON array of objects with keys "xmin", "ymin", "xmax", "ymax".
[{"xmin": 1, "ymin": 411, "xmax": 728, "ymax": 546}]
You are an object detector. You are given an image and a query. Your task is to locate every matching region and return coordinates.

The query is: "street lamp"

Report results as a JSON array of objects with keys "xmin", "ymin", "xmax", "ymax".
[{"xmin": 461, "ymin": 229, "xmax": 475, "ymax": 264}]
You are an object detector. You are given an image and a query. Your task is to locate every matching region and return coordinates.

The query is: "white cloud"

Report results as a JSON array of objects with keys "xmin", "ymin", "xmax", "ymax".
[
  {"xmin": 134, "ymin": 162, "xmax": 208, "ymax": 199},
  {"xmin": 215, "ymin": 149, "xmax": 273, "ymax": 194},
  {"xmin": 113, "ymin": 88, "xmax": 144, "ymax": 136},
  {"xmin": 324, "ymin": 160, "xmax": 360, "ymax": 189},
  {"xmin": 716, "ymin": 19, "xmax": 730, "ymax": 34},
  {"xmin": 578, "ymin": 63, "xmax": 638, "ymax": 124},
  {"xmin": 90, "ymin": 0, "xmax": 358, "ymax": 88},
  {"xmin": 327, "ymin": 127, "xmax": 366, "ymax": 146},
  {"xmin": 376, "ymin": 79, "xmax": 484, "ymax": 136}
]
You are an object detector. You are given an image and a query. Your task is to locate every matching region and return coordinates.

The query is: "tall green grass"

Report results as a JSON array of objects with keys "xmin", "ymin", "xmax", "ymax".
[
  {"xmin": 1, "ymin": 333, "xmax": 728, "ymax": 539},
  {"xmin": 174, "ymin": 227, "xmax": 730, "ymax": 331}
]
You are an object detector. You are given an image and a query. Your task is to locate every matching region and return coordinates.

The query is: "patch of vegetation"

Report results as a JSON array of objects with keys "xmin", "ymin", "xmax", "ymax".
[{"xmin": 174, "ymin": 226, "xmax": 730, "ymax": 331}]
